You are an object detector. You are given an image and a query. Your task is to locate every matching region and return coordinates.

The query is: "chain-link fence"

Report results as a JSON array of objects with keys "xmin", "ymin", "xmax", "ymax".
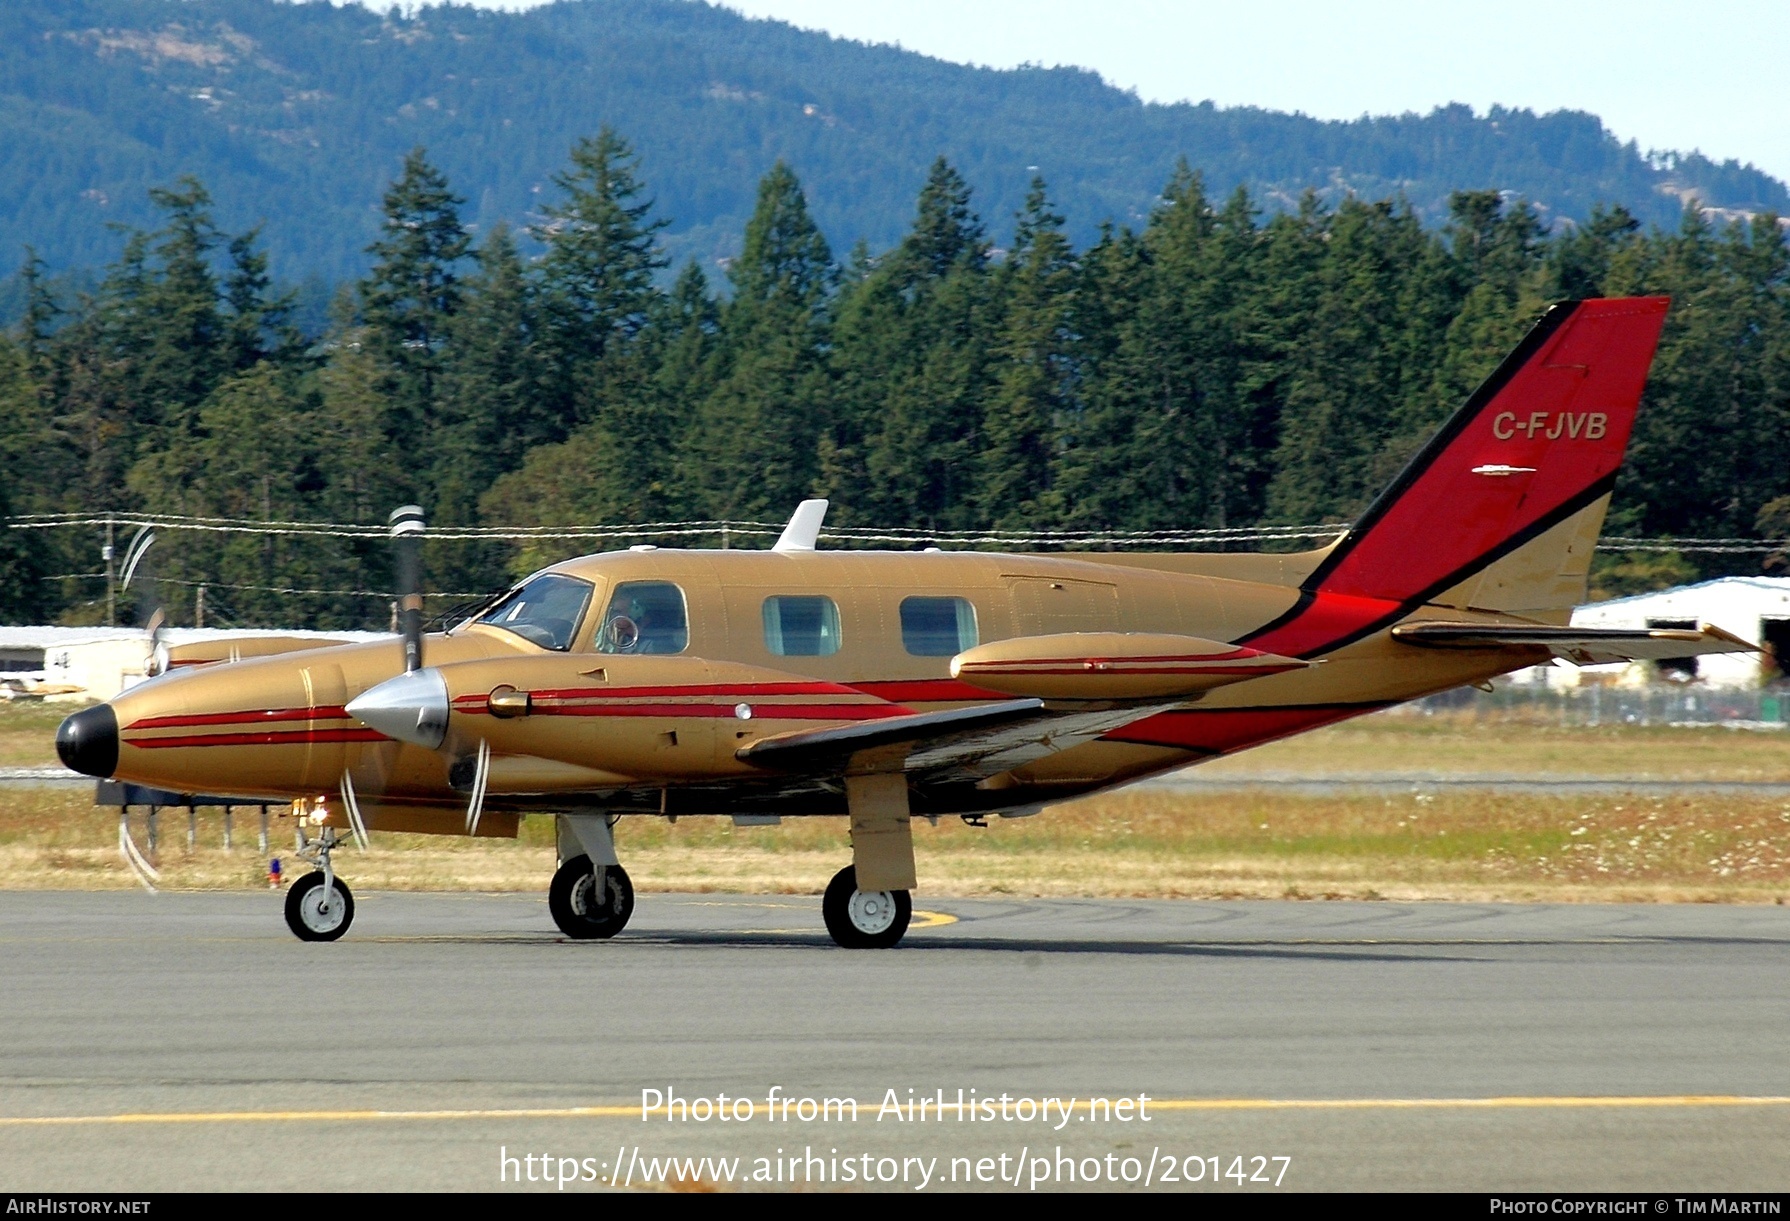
[{"xmin": 1404, "ymin": 681, "xmax": 1790, "ymax": 727}]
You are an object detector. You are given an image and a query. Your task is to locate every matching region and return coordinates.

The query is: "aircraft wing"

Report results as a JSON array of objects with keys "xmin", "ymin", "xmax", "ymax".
[
  {"xmin": 1391, "ymin": 621, "xmax": 1757, "ymax": 666},
  {"xmin": 737, "ymin": 697, "xmax": 1176, "ymax": 784}
]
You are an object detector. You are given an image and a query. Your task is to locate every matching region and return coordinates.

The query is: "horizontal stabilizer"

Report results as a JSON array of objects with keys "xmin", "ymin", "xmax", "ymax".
[
  {"xmin": 950, "ymin": 632, "xmax": 1309, "ymax": 700},
  {"xmin": 1391, "ymin": 621, "xmax": 1757, "ymax": 666}
]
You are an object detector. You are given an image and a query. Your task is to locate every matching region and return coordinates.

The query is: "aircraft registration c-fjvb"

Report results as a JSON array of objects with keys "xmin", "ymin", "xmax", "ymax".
[{"xmin": 55, "ymin": 297, "xmax": 1754, "ymax": 947}]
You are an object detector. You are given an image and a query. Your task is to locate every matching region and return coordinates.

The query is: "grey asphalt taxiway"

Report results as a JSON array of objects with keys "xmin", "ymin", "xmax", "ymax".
[{"xmin": 2, "ymin": 891, "xmax": 1788, "ymax": 1192}]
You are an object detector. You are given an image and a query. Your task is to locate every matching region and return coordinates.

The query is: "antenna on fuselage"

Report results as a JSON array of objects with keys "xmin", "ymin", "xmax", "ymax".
[
  {"xmin": 772, "ymin": 499, "xmax": 828, "ymax": 553},
  {"xmin": 390, "ymin": 505, "xmax": 426, "ymax": 672}
]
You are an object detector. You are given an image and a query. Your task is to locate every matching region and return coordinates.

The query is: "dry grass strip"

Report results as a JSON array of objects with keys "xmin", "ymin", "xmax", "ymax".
[{"xmin": 7, "ymin": 784, "xmax": 1789, "ymax": 904}]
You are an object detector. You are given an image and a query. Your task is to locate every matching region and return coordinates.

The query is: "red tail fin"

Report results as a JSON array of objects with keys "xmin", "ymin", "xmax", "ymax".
[{"xmin": 1244, "ymin": 296, "xmax": 1670, "ymax": 656}]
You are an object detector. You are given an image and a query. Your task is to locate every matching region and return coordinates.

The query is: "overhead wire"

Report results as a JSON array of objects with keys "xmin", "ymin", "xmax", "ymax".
[{"xmin": 4, "ymin": 513, "xmax": 1786, "ymax": 553}]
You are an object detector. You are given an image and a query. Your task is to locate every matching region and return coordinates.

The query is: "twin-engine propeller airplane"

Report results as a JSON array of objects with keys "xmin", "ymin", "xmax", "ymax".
[{"xmin": 56, "ymin": 297, "xmax": 1753, "ymax": 947}]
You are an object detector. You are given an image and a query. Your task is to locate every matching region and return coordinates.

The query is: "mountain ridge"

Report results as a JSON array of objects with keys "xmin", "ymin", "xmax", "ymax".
[{"xmin": 3, "ymin": 0, "xmax": 1785, "ymax": 281}]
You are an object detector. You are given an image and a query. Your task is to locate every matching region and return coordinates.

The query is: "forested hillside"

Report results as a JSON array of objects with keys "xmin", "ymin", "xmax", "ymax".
[
  {"xmin": 1, "ymin": 138, "xmax": 1785, "ymax": 629},
  {"xmin": 1, "ymin": 0, "xmax": 1785, "ymax": 285}
]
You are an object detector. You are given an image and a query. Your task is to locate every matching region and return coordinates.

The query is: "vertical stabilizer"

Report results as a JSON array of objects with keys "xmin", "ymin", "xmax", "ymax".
[{"xmin": 1242, "ymin": 296, "xmax": 1670, "ymax": 656}]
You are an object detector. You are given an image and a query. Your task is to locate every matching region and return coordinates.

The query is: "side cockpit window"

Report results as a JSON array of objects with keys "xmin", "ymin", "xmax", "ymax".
[
  {"xmin": 900, "ymin": 596, "xmax": 978, "ymax": 656},
  {"xmin": 476, "ymin": 574, "xmax": 594, "ymax": 651},
  {"xmin": 596, "ymin": 581, "xmax": 689, "ymax": 654}
]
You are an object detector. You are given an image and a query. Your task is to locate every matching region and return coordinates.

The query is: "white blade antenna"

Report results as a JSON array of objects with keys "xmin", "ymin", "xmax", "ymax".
[{"xmin": 772, "ymin": 499, "xmax": 829, "ymax": 553}]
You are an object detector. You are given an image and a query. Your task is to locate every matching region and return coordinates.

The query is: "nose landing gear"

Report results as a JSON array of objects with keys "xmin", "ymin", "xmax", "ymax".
[
  {"xmin": 551, "ymin": 814, "xmax": 635, "ymax": 939},
  {"xmin": 284, "ymin": 828, "xmax": 355, "ymax": 941},
  {"xmin": 549, "ymin": 855, "xmax": 635, "ymax": 939}
]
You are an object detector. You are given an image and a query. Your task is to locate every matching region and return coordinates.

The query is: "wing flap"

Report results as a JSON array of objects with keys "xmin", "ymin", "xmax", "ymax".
[
  {"xmin": 1391, "ymin": 621, "xmax": 1757, "ymax": 666},
  {"xmin": 737, "ymin": 698, "xmax": 1045, "ymax": 773},
  {"xmin": 738, "ymin": 696, "xmax": 1187, "ymax": 783}
]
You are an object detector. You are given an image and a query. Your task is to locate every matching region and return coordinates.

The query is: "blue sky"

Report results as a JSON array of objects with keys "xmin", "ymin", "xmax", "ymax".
[{"xmin": 430, "ymin": 0, "xmax": 1788, "ymax": 183}]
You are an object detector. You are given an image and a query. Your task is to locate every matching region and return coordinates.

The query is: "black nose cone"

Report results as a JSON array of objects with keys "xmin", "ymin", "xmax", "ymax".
[{"xmin": 57, "ymin": 705, "xmax": 118, "ymax": 778}]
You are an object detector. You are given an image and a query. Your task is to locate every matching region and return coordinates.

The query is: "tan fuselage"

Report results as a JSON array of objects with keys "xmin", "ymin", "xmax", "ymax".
[{"xmin": 98, "ymin": 544, "xmax": 1538, "ymax": 836}]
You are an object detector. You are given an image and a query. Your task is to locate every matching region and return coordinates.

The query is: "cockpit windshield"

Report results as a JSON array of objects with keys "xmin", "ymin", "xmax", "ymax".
[{"xmin": 475, "ymin": 574, "xmax": 594, "ymax": 651}]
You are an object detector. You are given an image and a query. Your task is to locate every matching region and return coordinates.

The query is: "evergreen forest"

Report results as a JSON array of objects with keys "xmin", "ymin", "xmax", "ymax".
[{"xmin": 2, "ymin": 136, "xmax": 1788, "ymax": 630}]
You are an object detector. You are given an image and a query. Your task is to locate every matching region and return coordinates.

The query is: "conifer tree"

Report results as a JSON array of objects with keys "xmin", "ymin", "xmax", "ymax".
[
  {"xmin": 362, "ymin": 148, "xmax": 471, "ymax": 359},
  {"xmin": 434, "ymin": 225, "xmax": 542, "ymax": 495},
  {"xmin": 683, "ymin": 162, "xmax": 835, "ymax": 519},
  {"xmin": 978, "ymin": 178, "xmax": 1075, "ymax": 527},
  {"xmin": 121, "ymin": 178, "xmax": 230, "ymax": 439},
  {"xmin": 839, "ymin": 158, "xmax": 996, "ymax": 529},
  {"xmin": 0, "ymin": 335, "xmax": 45, "ymax": 623},
  {"xmin": 532, "ymin": 127, "xmax": 669, "ymax": 433},
  {"xmin": 359, "ymin": 147, "xmax": 470, "ymax": 455},
  {"xmin": 222, "ymin": 227, "xmax": 298, "ymax": 373},
  {"xmin": 1264, "ymin": 197, "xmax": 1455, "ymax": 523},
  {"xmin": 428, "ymin": 224, "xmax": 542, "ymax": 592},
  {"xmin": 1546, "ymin": 204, "xmax": 1640, "ymax": 299},
  {"xmin": 1615, "ymin": 206, "xmax": 1790, "ymax": 555}
]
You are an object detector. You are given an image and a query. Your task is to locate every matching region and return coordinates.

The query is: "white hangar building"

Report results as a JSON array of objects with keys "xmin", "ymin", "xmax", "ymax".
[
  {"xmin": 1549, "ymin": 576, "xmax": 1790, "ymax": 688},
  {"xmin": 1, "ymin": 626, "xmax": 390, "ymax": 702}
]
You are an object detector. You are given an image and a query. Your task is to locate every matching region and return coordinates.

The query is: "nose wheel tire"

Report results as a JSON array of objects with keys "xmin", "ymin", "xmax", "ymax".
[
  {"xmin": 549, "ymin": 855, "xmax": 635, "ymax": 939},
  {"xmin": 822, "ymin": 865, "xmax": 911, "ymax": 948},
  {"xmin": 284, "ymin": 871, "xmax": 355, "ymax": 941}
]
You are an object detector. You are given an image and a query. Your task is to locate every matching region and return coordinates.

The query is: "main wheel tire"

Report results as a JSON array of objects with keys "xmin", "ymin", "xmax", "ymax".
[
  {"xmin": 549, "ymin": 855, "xmax": 635, "ymax": 939},
  {"xmin": 821, "ymin": 865, "xmax": 911, "ymax": 949},
  {"xmin": 284, "ymin": 871, "xmax": 354, "ymax": 942}
]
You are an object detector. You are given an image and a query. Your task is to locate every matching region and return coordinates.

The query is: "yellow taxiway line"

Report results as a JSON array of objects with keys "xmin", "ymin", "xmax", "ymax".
[{"xmin": 4, "ymin": 1095, "xmax": 1788, "ymax": 1127}]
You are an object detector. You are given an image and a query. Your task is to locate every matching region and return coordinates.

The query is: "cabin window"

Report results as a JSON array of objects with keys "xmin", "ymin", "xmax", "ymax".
[
  {"xmin": 475, "ymin": 574, "xmax": 594, "ymax": 652},
  {"xmin": 596, "ymin": 581, "xmax": 689, "ymax": 654},
  {"xmin": 900, "ymin": 596, "xmax": 978, "ymax": 657},
  {"xmin": 762, "ymin": 595, "xmax": 842, "ymax": 656}
]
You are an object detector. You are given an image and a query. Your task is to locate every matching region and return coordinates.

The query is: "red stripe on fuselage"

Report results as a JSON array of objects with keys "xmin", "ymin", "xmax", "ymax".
[
  {"xmin": 124, "ymin": 727, "xmax": 386, "ymax": 750},
  {"xmin": 958, "ymin": 663, "xmax": 1301, "ymax": 677},
  {"xmin": 1101, "ymin": 704, "xmax": 1389, "ymax": 755},
  {"xmin": 478, "ymin": 701, "xmax": 905, "ymax": 720},
  {"xmin": 450, "ymin": 681, "xmax": 876, "ymax": 707},
  {"xmin": 126, "ymin": 706, "xmax": 352, "ymax": 731},
  {"xmin": 1237, "ymin": 591, "xmax": 1404, "ymax": 660}
]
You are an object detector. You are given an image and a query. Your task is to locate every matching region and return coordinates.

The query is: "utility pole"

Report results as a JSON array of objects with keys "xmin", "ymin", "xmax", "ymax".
[
  {"xmin": 195, "ymin": 584, "xmax": 206, "ymax": 629},
  {"xmin": 103, "ymin": 516, "xmax": 116, "ymax": 627}
]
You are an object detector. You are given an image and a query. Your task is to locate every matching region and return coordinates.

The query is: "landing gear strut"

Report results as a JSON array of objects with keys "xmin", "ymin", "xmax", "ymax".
[
  {"xmin": 822, "ymin": 865, "xmax": 911, "ymax": 949},
  {"xmin": 550, "ymin": 814, "xmax": 634, "ymax": 939},
  {"xmin": 285, "ymin": 827, "xmax": 355, "ymax": 941},
  {"xmin": 549, "ymin": 856, "xmax": 634, "ymax": 939}
]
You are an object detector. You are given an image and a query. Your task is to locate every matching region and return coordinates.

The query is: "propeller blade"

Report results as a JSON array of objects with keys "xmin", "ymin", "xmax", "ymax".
[
  {"xmin": 339, "ymin": 771, "xmax": 371, "ymax": 851},
  {"xmin": 390, "ymin": 505, "xmax": 426, "ymax": 673},
  {"xmin": 119, "ymin": 526, "xmax": 157, "ymax": 591},
  {"xmin": 117, "ymin": 811, "xmax": 160, "ymax": 893},
  {"xmin": 465, "ymin": 739, "xmax": 491, "ymax": 837}
]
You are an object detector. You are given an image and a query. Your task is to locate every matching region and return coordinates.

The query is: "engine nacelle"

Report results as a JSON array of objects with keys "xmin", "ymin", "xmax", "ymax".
[{"xmin": 950, "ymin": 632, "xmax": 1307, "ymax": 701}]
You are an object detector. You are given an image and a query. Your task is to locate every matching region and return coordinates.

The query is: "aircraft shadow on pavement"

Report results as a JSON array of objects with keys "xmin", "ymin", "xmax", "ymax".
[{"xmin": 557, "ymin": 929, "xmax": 1486, "ymax": 962}]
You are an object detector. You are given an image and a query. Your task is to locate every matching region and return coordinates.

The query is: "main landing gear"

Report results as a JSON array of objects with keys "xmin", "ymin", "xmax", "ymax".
[
  {"xmin": 549, "ymin": 855, "xmax": 635, "ymax": 939},
  {"xmin": 285, "ymin": 827, "xmax": 355, "ymax": 942},
  {"xmin": 550, "ymin": 814, "xmax": 635, "ymax": 939},
  {"xmin": 822, "ymin": 865, "xmax": 911, "ymax": 949}
]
